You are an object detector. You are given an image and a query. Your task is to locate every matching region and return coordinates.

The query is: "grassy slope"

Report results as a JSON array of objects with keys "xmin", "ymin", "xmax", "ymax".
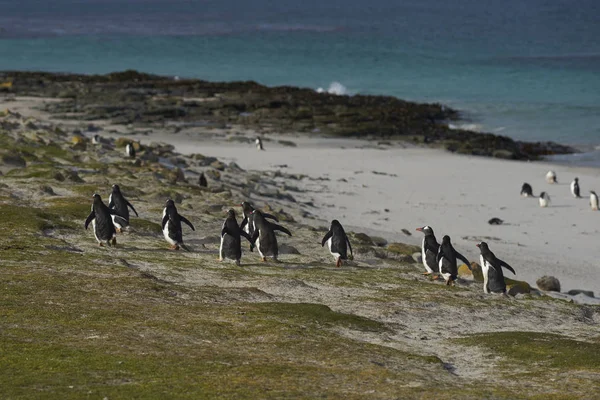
[{"xmin": 1, "ymin": 114, "xmax": 599, "ymax": 399}]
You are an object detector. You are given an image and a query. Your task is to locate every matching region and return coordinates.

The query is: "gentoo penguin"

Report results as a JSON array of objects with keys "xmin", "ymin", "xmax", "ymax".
[
  {"xmin": 539, "ymin": 192, "xmax": 551, "ymax": 207},
  {"xmin": 249, "ymin": 210, "xmax": 292, "ymax": 262},
  {"xmin": 85, "ymin": 194, "xmax": 127, "ymax": 247},
  {"xmin": 590, "ymin": 191, "xmax": 599, "ymax": 211},
  {"xmin": 220, "ymin": 209, "xmax": 253, "ymax": 266},
  {"xmin": 476, "ymin": 241, "xmax": 516, "ymax": 294},
  {"xmin": 199, "ymin": 173, "xmax": 208, "ymax": 188},
  {"xmin": 321, "ymin": 219, "xmax": 353, "ymax": 267},
  {"xmin": 436, "ymin": 235, "xmax": 470, "ymax": 286},
  {"xmin": 416, "ymin": 226, "xmax": 440, "ymax": 277},
  {"xmin": 570, "ymin": 177, "xmax": 581, "ymax": 198},
  {"xmin": 92, "ymin": 134, "xmax": 101, "ymax": 145},
  {"xmin": 161, "ymin": 199, "xmax": 195, "ymax": 250},
  {"xmin": 240, "ymin": 201, "xmax": 279, "ymax": 238},
  {"xmin": 108, "ymin": 184, "xmax": 138, "ymax": 232},
  {"xmin": 520, "ymin": 183, "xmax": 533, "ymax": 197},
  {"xmin": 125, "ymin": 142, "xmax": 136, "ymax": 158},
  {"xmin": 255, "ymin": 137, "xmax": 264, "ymax": 151},
  {"xmin": 545, "ymin": 170, "xmax": 557, "ymax": 184}
]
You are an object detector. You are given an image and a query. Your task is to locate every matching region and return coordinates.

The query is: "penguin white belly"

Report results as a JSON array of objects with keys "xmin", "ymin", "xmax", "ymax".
[
  {"xmin": 111, "ymin": 214, "xmax": 123, "ymax": 230},
  {"xmin": 591, "ymin": 195, "xmax": 599, "ymax": 210},
  {"xmin": 421, "ymin": 238, "xmax": 433, "ymax": 273},
  {"xmin": 570, "ymin": 182, "xmax": 577, "ymax": 197},
  {"xmin": 256, "ymin": 236, "xmax": 264, "ymax": 257},
  {"xmin": 327, "ymin": 237, "xmax": 341, "ymax": 261},
  {"xmin": 219, "ymin": 235, "xmax": 225, "ymax": 260},
  {"xmin": 480, "ymin": 255, "xmax": 491, "ymax": 294},
  {"xmin": 438, "ymin": 258, "xmax": 451, "ymax": 281},
  {"xmin": 92, "ymin": 219, "xmax": 100, "ymax": 243},
  {"xmin": 163, "ymin": 221, "xmax": 177, "ymax": 245},
  {"xmin": 539, "ymin": 197, "xmax": 550, "ymax": 208}
]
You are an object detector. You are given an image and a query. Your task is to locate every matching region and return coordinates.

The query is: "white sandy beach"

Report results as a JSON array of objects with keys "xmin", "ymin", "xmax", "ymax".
[
  {"xmin": 129, "ymin": 130, "xmax": 600, "ymax": 295},
  {"xmin": 4, "ymin": 97, "xmax": 600, "ymax": 294}
]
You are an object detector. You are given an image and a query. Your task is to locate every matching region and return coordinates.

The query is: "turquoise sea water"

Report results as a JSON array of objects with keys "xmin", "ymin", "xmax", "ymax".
[{"xmin": 1, "ymin": 0, "xmax": 599, "ymax": 152}]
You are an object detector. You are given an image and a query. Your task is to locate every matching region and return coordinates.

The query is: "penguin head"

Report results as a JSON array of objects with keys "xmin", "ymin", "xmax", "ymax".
[
  {"xmin": 241, "ymin": 201, "xmax": 254, "ymax": 214},
  {"xmin": 539, "ymin": 191, "xmax": 547, "ymax": 198},
  {"xmin": 441, "ymin": 235, "xmax": 451, "ymax": 244},
  {"xmin": 416, "ymin": 226, "xmax": 434, "ymax": 235},
  {"xmin": 591, "ymin": 191, "xmax": 597, "ymax": 195},
  {"xmin": 476, "ymin": 241, "xmax": 489, "ymax": 251},
  {"xmin": 331, "ymin": 219, "xmax": 342, "ymax": 228},
  {"xmin": 92, "ymin": 193, "xmax": 103, "ymax": 206},
  {"xmin": 165, "ymin": 198, "xmax": 175, "ymax": 209},
  {"xmin": 227, "ymin": 208, "xmax": 236, "ymax": 218},
  {"xmin": 112, "ymin": 184, "xmax": 121, "ymax": 194},
  {"xmin": 574, "ymin": 177, "xmax": 579, "ymax": 182}
]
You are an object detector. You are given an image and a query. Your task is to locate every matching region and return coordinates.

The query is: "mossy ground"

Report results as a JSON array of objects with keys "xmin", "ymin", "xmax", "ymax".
[{"xmin": 1, "ymin": 112, "xmax": 599, "ymax": 399}]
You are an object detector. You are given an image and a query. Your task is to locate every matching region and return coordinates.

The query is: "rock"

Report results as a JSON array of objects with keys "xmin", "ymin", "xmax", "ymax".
[
  {"xmin": 457, "ymin": 264, "xmax": 473, "ymax": 279},
  {"xmin": 505, "ymin": 278, "xmax": 531, "ymax": 296},
  {"xmin": 65, "ymin": 170, "xmax": 84, "ymax": 183},
  {"xmin": 39, "ymin": 185, "xmax": 56, "ymax": 195},
  {"xmin": 467, "ymin": 262, "xmax": 484, "ymax": 282},
  {"xmin": 205, "ymin": 169, "xmax": 221, "ymax": 181},
  {"xmin": 387, "ymin": 243, "xmax": 421, "ymax": 256},
  {"xmin": 210, "ymin": 160, "xmax": 227, "ymax": 171},
  {"xmin": 352, "ymin": 232, "xmax": 374, "ymax": 245},
  {"xmin": 53, "ymin": 171, "xmax": 65, "ymax": 181},
  {"xmin": 401, "ymin": 229, "xmax": 412, "ymax": 236},
  {"xmin": 492, "ymin": 149, "xmax": 515, "ymax": 159},
  {"xmin": 71, "ymin": 135, "xmax": 87, "ymax": 151},
  {"xmin": 1, "ymin": 153, "xmax": 26, "ymax": 167},
  {"xmin": 279, "ymin": 244, "xmax": 300, "ymax": 255},
  {"xmin": 567, "ymin": 289, "xmax": 594, "ymax": 298},
  {"xmin": 169, "ymin": 168, "xmax": 186, "ymax": 183},
  {"xmin": 371, "ymin": 236, "xmax": 388, "ymax": 247},
  {"xmin": 412, "ymin": 252, "xmax": 422, "ymax": 264},
  {"xmin": 192, "ymin": 154, "xmax": 218, "ymax": 166},
  {"xmin": 536, "ymin": 276, "xmax": 561, "ymax": 292},
  {"xmin": 228, "ymin": 162, "xmax": 243, "ymax": 171}
]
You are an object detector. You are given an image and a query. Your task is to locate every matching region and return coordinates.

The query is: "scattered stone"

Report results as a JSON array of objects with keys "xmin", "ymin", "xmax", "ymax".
[
  {"xmin": 228, "ymin": 162, "xmax": 243, "ymax": 171},
  {"xmin": 53, "ymin": 171, "xmax": 65, "ymax": 181},
  {"xmin": 352, "ymin": 232, "xmax": 374, "ymax": 245},
  {"xmin": 205, "ymin": 169, "xmax": 221, "ymax": 181},
  {"xmin": 488, "ymin": 217, "xmax": 504, "ymax": 225},
  {"xmin": 506, "ymin": 278, "xmax": 531, "ymax": 296},
  {"xmin": 169, "ymin": 168, "xmax": 186, "ymax": 183},
  {"xmin": 412, "ymin": 252, "xmax": 422, "ymax": 264},
  {"xmin": 371, "ymin": 236, "xmax": 388, "ymax": 247},
  {"xmin": 467, "ymin": 262, "xmax": 484, "ymax": 282},
  {"xmin": 401, "ymin": 228, "xmax": 412, "ymax": 236},
  {"xmin": 536, "ymin": 276, "xmax": 561, "ymax": 292},
  {"xmin": 1, "ymin": 153, "xmax": 26, "ymax": 167},
  {"xmin": 387, "ymin": 242, "xmax": 421, "ymax": 256},
  {"xmin": 39, "ymin": 185, "xmax": 56, "ymax": 195},
  {"xmin": 278, "ymin": 244, "xmax": 300, "ymax": 255},
  {"xmin": 210, "ymin": 160, "xmax": 227, "ymax": 171},
  {"xmin": 567, "ymin": 289, "xmax": 594, "ymax": 298},
  {"xmin": 65, "ymin": 170, "xmax": 84, "ymax": 183}
]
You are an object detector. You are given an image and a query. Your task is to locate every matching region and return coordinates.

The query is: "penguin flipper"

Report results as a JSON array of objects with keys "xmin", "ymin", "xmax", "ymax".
[
  {"xmin": 221, "ymin": 226, "xmax": 230, "ymax": 238},
  {"xmin": 240, "ymin": 217, "xmax": 248, "ymax": 230},
  {"xmin": 346, "ymin": 236, "xmax": 353, "ymax": 258},
  {"xmin": 455, "ymin": 251, "xmax": 470, "ymax": 267},
  {"xmin": 240, "ymin": 230, "xmax": 252, "ymax": 243},
  {"xmin": 180, "ymin": 215, "xmax": 195, "ymax": 231},
  {"xmin": 84, "ymin": 211, "xmax": 95, "ymax": 229},
  {"xmin": 108, "ymin": 198, "xmax": 114, "ymax": 209},
  {"xmin": 109, "ymin": 209, "xmax": 128, "ymax": 226},
  {"xmin": 249, "ymin": 231, "xmax": 259, "ymax": 252},
  {"xmin": 499, "ymin": 260, "xmax": 516, "ymax": 275},
  {"xmin": 161, "ymin": 214, "xmax": 169, "ymax": 230},
  {"xmin": 263, "ymin": 213, "xmax": 279, "ymax": 222},
  {"xmin": 126, "ymin": 200, "xmax": 139, "ymax": 217},
  {"xmin": 272, "ymin": 223, "xmax": 292, "ymax": 236},
  {"xmin": 321, "ymin": 230, "xmax": 333, "ymax": 247}
]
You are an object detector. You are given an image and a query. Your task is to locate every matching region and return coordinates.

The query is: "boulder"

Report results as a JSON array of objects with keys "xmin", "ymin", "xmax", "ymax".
[
  {"xmin": 387, "ymin": 242, "xmax": 421, "ymax": 256},
  {"xmin": 467, "ymin": 262, "xmax": 484, "ymax": 282},
  {"xmin": 412, "ymin": 252, "xmax": 422, "ymax": 264},
  {"xmin": 536, "ymin": 276, "xmax": 561, "ymax": 292},
  {"xmin": 567, "ymin": 289, "xmax": 594, "ymax": 298},
  {"xmin": 1, "ymin": 153, "xmax": 26, "ymax": 167},
  {"xmin": 505, "ymin": 278, "xmax": 531, "ymax": 296},
  {"xmin": 210, "ymin": 160, "xmax": 227, "ymax": 171}
]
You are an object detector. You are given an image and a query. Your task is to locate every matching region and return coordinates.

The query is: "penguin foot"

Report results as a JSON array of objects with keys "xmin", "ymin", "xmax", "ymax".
[
  {"xmin": 261, "ymin": 257, "xmax": 267, "ymax": 262},
  {"xmin": 431, "ymin": 274, "xmax": 440, "ymax": 280},
  {"xmin": 235, "ymin": 259, "xmax": 241, "ymax": 267},
  {"xmin": 98, "ymin": 242, "xmax": 104, "ymax": 247},
  {"xmin": 445, "ymin": 279, "xmax": 450, "ymax": 286},
  {"xmin": 336, "ymin": 257, "xmax": 342, "ymax": 268},
  {"xmin": 169, "ymin": 244, "xmax": 179, "ymax": 250},
  {"xmin": 218, "ymin": 257, "xmax": 223, "ymax": 262},
  {"xmin": 421, "ymin": 272, "xmax": 432, "ymax": 276},
  {"xmin": 116, "ymin": 227, "xmax": 122, "ymax": 233},
  {"xmin": 111, "ymin": 238, "xmax": 117, "ymax": 247}
]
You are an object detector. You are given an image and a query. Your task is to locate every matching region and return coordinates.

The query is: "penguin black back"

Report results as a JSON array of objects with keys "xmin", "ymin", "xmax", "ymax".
[
  {"xmin": 240, "ymin": 201, "xmax": 279, "ymax": 238},
  {"xmin": 416, "ymin": 225, "xmax": 440, "ymax": 275},
  {"xmin": 520, "ymin": 182, "xmax": 533, "ymax": 197},
  {"xmin": 250, "ymin": 210, "xmax": 291, "ymax": 261},
  {"xmin": 161, "ymin": 199, "xmax": 195, "ymax": 250},
  {"xmin": 85, "ymin": 193, "xmax": 125, "ymax": 246},
  {"xmin": 436, "ymin": 235, "xmax": 470, "ymax": 285},
  {"xmin": 476, "ymin": 241, "xmax": 516, "ymax": 294},
  {"xmin": 199, "ymin": 173, "xmax": 208, "ymax": 188},
  {"xmin": 220, "ymin": 209, "xmax": 252, "ymax": 265},
  {"xmin": 321, "ymin": 219, "xmax": 353, "ymax": 267},
  {"xmin": 108, "ymin": 184, "xmax": 138, "ymax": 230}
]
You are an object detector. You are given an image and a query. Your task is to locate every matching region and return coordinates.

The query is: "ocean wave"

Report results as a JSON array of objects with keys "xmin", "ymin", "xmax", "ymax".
[
  {"xmin": 316, "ymin": 82, "xmax": 348, "ymax": 96},
  {"xmin": 448, "ymin": 123, "xmax": 483, "ymax": 132},
  {"xmin": 255, "ymin": 23, "xmax": 341, "ymax": 33}
]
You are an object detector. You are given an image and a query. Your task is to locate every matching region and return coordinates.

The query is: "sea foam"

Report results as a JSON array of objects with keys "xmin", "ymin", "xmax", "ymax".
[{"xmin": 316, "ymin": 82, "xmax": 348, "ymax": 96}]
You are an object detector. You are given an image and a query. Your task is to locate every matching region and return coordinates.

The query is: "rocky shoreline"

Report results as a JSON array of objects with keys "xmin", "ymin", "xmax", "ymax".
[{"xmin": 0, "ymin": 70, "xmax": 574, "ymax": 160}]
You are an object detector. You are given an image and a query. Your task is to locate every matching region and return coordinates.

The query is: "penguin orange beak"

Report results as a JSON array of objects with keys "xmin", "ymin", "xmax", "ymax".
[
  {"xmin": 416, "ymin": 227, "xmax": 423, "ymax": 232},
  {"xmin": 476, "ymin": 243, "xmax": 481, "ymax": 248}
]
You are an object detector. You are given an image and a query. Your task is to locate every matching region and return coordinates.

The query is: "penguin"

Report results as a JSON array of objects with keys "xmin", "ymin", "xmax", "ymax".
[
  {"xmin": 436, "ymin": 235, "xmax": 470, "ymax": 286},
  {"xmin": 321, "ymin": 219, "xmax": 353, "ymax": 267},
  {"xmin": 255, "ymin": 137, "xmax": 264, "ymax": 151},
  {"xmin": 520, "ymin": 182, "xmax": 533, "ymax": 197},
  {"xmin": 240, "ymin": 202, "xmax": 279, "ymax": 238},
  {"xmin": 220, "ymin": 209, "xmax": 253, "ymax": 266},
  {"xmin": 199, "ymin": 172, "xmax": 208, "ymax": 188},
  {"xmin": 249, "ymin": 210, "xmax": 292, "ymax": 262},
  {"xmin": 161, "ymin": 199, "xmax": 195, "ymax": 250},
  {"xmin": 545, "ymin": 170, "xmax": 557, "ymax": 184},
  {"xmin": 570, "ymin": 177, "xmax": 581, "ymax": 198},
  {"xmin": 85, "ymin": 194, "xmax": 127, "ymax": 247},
  {"xmin": 92, "ymin": 134, "xmax": 101, "ymax": 145},
  {"xmin": 108, "ymin": 184, "xmax": 138, "ymax": 232},
  {"xmin": 125, "ymin": 142, "xmax": 136, "ymax": 158},
  {"xmin": 476, "ymin": 241, "xmax": 516, "ymax": 294},
  {"xmin": 590, "ymin": 191, "xmax": 599, "ymax": 211},
  {"xmin": 539, "ymin": 192, "xmax": 551, "ymax": 208},
  {"xmin": 416, "ymin": 226, "xmax": 440, "ymax": 277}
]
